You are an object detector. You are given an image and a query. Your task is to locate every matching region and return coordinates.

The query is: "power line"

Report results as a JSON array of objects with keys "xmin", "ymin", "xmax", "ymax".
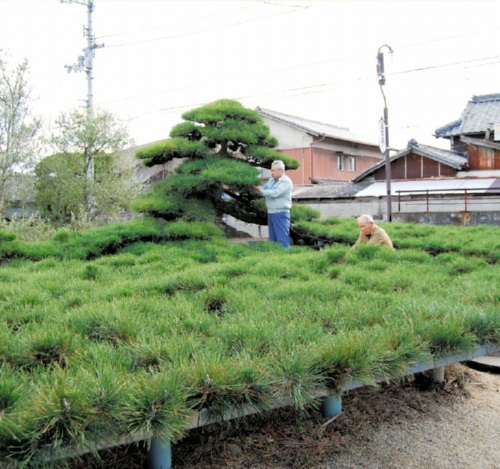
[
  {"xmin": 95, "ymin": 3, "xmax": 257, "ymax": 40},
  {"xmin": 104, "ymin": 3, "xmax": 309, "ymax": 48},
  {"xmin": 394, "ymin": 54, "xmax": 500, "ymax": 75},
  {"xmin": 116, "ymin": 52, "xmax": 500, "ymax": 131},
  {"xmin": 87, "ymin": 2, "xmax": 500, "ymax": 127},
  {"xmin": 259, "ymin": 0, "xmax": 311, "ymax": 7},
  {"xmin": 395, "ymin": 26, "xmax": 500, "ymax": 52},
  {"xmin": 97, "ymin": 51, "xmax": 500, "ymax": 114},
  {"xmin": 91, "ymin": 1, "xmax": 500, "ymax": 110}
]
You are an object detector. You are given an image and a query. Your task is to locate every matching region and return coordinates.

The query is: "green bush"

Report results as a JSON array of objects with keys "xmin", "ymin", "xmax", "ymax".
[
  {"xmin": 0, "ymin": 220, "xmax": 498, "ymax": 466},
  {"xmin": 291, "ymin": 205, "xmax": 320, "ymax": 222},
  {"xmin": 0, "ymin": 230, "xmax": 16, "ymax": 243}
]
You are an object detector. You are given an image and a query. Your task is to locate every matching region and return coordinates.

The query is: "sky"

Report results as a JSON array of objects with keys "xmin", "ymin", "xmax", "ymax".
[{"xmin": 3, "ymin": 0, "xmax": 500, "ymax": 153}]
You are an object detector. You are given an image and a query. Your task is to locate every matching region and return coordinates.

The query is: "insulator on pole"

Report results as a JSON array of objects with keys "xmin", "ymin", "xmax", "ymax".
[{"xmin": 377, "ymin": 52, "xmax": 385, "ymax": 85}]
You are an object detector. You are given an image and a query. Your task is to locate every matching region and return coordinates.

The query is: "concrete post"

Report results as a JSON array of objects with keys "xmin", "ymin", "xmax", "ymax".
[
  {"xmin": 321, "ymin": 395, "xmax": 342, "ymax": 418},
  {"xmin": 148, "ymin": 437, "xmax": 172, "ymax": 469},
  {"xmin": 433, "ymin": 366, "xmax": 445, "ymax": 384}
]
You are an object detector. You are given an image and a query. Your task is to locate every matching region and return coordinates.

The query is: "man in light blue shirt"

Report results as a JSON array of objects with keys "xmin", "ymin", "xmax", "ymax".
[{"xmin": 254, "ymin": 160, "xmax": 293, "ymax": 248}]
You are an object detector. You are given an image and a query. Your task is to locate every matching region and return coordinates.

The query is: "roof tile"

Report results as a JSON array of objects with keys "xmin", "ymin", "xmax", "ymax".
[{"xmin": 435, "ymin": 93, "xmax": 500, "ymax": 137}]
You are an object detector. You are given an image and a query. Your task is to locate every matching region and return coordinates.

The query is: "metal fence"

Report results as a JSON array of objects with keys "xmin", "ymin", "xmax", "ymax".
[{"xmin": 396, "ymin": 187, "xmax": 500, "ymax": 213}]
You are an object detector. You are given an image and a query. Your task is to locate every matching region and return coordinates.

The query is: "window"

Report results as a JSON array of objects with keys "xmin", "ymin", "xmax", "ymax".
[
  {"xmin": 348, "ymin": 156, "xmax": 356, "ymax": 172},
  {"xmin": 337, "ymin": 153, "xmax": 355, "ymax": 172},
  {"xmin": 337, "ymin": 152, "xmax": 345, "ymax": 170}
]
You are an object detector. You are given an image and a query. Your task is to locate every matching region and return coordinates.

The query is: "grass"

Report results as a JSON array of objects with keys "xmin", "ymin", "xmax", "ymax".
[
  {"xmin": 0, "ymin": 218, "xmax": 498, "ymax": 467},
  {"xmin": 294, "ymin": 217, "xmax": 500, "ymax": 263}
]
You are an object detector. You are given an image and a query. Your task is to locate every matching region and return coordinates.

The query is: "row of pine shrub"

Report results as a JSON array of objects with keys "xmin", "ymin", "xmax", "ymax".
[{"xmin": 0, "ymin": 217, "xmax": 498, "ymax": 467}]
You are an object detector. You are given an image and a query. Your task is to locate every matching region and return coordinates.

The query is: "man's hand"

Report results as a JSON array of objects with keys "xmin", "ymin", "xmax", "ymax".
[{"xmin": 253, "ymin": 185, "xmax": 261, "ymax": 192}]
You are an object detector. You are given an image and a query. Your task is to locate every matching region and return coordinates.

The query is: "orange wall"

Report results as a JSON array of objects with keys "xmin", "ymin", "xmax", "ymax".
[
  {"xmin": 468, "ymin": 146, "xmax": 500, "ymax": 170},
  {"xmin": 278, "ymin": 148, "xmax": 381, "ymax": 184}
]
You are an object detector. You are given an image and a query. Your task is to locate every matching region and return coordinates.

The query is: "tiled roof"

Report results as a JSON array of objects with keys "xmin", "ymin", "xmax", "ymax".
[
  {"xmin": 434, "ymin": 93, "xmax": 500, "ymax": 138},
  {"xmin": 406, "ymin": 140, "xmax": 467, "ymax": 167},
  {"xmin": 292, "ymin": 181, "xmax": 372, "ymax": 200},
  {"xmin": 353, "ymin": 139, "xmax": 467, "ymax": 182},
  {"xmin": 257, "ymin": 107, "xmax": 378, "ymax": 147}
]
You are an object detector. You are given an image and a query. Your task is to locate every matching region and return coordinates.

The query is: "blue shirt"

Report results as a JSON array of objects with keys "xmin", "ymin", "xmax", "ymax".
[{"xmin": 260, "ymin": 174, "xmax": 293, "ymax": 213}]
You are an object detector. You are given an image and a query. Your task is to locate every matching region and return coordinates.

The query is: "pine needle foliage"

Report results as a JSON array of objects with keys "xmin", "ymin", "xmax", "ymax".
[
  {"xmin": 135, "ymin": 138, "xmax": 208, "ymax": 166},
  {"xmin": 134, "ymin": 99, "xmax": 300, "ymax": 227},
  {"xmin": 293, "ymin": 216, "xmax": 500, "ymax": 260},
  {"xmin": 120, "ymin": 371, "xmax": 194, "ymax": 445},
  {"xmin": 0, "ymin": 217, "xmax": 222, "ymax": 262},
  {"xmin": 0, "ymin": 364, "xmax": 27, "ymax": 444},
  {"xmin": 0, "ymin": 220, "xmax": 499, "ymax": 466}
]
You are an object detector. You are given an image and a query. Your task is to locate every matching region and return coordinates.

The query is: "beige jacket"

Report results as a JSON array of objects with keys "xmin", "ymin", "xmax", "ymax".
[{"xmin": 353, "ymin": 224, "xmax": 394, "ymax": 249}]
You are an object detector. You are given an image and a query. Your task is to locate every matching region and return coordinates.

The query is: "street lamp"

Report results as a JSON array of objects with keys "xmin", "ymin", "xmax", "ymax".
[{"xmin": 377, "ymin": 44, "xmax": 393, "ymax": 221}]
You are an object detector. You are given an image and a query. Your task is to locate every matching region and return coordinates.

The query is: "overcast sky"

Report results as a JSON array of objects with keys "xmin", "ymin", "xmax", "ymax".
[{"xmin": 3, "ymin": 0, "xmax": 500, "ymax": 152}]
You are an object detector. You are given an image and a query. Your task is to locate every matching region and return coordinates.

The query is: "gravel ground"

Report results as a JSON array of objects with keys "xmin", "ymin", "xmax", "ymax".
[
  {"xmin": 319, "ymin": 364, "xmax": 500, "ymax": 469},
  {"xmin": 71, "ymin": 363, "xmax": 500, "ymax": 468}
]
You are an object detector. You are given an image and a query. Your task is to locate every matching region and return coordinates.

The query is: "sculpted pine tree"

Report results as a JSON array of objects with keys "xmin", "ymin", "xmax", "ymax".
[{"xmin": 133, "ymin": 99, "xmax": 301, "ymax": 230}]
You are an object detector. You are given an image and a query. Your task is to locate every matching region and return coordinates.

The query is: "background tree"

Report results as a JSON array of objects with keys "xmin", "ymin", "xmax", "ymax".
[
  {"xmin": 35, "ymin": 152, "xmax": 85, "ymax": 223},
  {"xmin": 0, "ymin": 52, "xmax": 42, "ymax": 213},
  {"xmin": 36, "ymin": 108, "xmax": 139, "ymax": 223},
  {"xmin": 133, "ymin": 99, "xmax": 301, "ymax": 230}
]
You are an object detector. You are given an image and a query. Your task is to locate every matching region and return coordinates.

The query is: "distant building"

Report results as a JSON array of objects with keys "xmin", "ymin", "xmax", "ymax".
[
  {"xmin": 289, "ymin": 95, "xmax": 500, "ymax": 226},
  {"xmin": 124, "ymin": 140, "xmax": 182, "ymax": 185},
  {"xmin": 434, "ymin": 93, "xmax": 500, "ymax": 172},
  {"xmin": 353, "ymin": 139, "xmax": 468, "ymax": 182},
  {"xmin": 257, "ymin": 107, "xmax": 383, "ymax": 184}
]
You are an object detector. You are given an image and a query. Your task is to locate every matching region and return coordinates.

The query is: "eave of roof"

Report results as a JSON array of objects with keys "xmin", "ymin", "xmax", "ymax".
[
  {"xmin": 460, "ymin": 135, "xmax": 500, "ymax": 151},
  {"xmin": 257, "ymin": 107, "xmax": 378, "ymax": 147}
]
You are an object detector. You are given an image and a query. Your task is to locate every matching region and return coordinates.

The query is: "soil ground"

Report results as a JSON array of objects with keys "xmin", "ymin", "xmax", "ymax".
[{"xmin": 69, "ymin": 362, "xmax": 500, "ymax": 469}]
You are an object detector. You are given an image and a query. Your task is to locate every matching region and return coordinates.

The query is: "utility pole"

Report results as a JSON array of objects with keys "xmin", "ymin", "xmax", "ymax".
[
  {"xmin": 377, "ymin": 44, "xmax": 393, "ymax": 222},
  {"xmin": 62, "ymin": 0, "xmax": 104, "ymax": 184}
]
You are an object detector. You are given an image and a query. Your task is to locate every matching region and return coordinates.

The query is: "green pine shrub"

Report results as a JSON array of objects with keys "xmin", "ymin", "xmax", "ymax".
[
  {"xmin": 0, "ymin": 229, "xmax": 16, "ymax": 243},
  {"xmin": 119, "ymin": 370, "xmax": 193, "ymax": 444},
  {"xmin": 291, "ymin": 205, "xmax": 320, "ymax": 222},
  {"xmin": 0, "ymin": 219, "xmax": 499, "ymax": 466}
]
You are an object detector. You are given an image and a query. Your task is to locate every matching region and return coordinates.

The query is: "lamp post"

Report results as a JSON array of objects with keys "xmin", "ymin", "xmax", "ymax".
[{"xmin": 377, "ymin": 44, "xmax": 393, "ymax": 222}]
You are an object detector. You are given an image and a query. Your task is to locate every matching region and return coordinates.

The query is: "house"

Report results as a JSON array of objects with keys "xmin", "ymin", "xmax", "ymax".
[
  {"xmin": 289, "ymin": 95, "xmax": 500, "ymax": 226},
  {"xmin": 434, "ymin": 93, "xmax": 500, "ymax": 173},
  {"xmin": 257, "ymin": 107, "xmax": 383, "ymax": 184},
  {"xmin": 353, "ymin": 139, "xmax": 468, "ymax": 182},
  {"xmin": 123, "ymin": 140, "xmax": 182, "ymax": 185}
]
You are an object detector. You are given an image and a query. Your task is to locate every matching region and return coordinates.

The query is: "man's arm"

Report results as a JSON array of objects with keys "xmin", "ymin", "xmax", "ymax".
[
  {"xmin": 368, "ymin": 226, "xmax": 393, "ymax": 248},
  {"xmin": 353, "ymin": 232, "xmax": 366, "ymax": 248},
  {"xmin": 260, "ymin": 179, "xmax": 292, "ymax": 198}
]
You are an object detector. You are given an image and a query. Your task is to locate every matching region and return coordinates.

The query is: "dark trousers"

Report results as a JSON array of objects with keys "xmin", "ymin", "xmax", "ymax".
[{"xmin": 268, "ymin": 211, "xmax": 291, "ymax": 248}]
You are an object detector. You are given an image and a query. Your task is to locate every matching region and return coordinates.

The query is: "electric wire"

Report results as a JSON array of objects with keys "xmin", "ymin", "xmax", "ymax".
[
  {"xmin": 89, "ymin": 0, "xmax": 500, "ymax": 112},
  {"xmin": 84, "ymin": 2, "xmax": 500, "ymax": 131},
  {"xmin": 97, "ymin": 53, "xmax": 500, "ymax": 118},
  {"xmin": 103, "ymin": 3, "xmax": 309, "ymax": 48},
  {"xmin": 95, "ymin": 3, "xmax": 257, "ymax": 40}
]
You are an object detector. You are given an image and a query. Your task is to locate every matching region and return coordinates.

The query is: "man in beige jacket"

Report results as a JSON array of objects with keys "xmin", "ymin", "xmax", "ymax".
[{"xmin": 353, "ymin": 214, "xmax": 394, "ymax": 249}]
